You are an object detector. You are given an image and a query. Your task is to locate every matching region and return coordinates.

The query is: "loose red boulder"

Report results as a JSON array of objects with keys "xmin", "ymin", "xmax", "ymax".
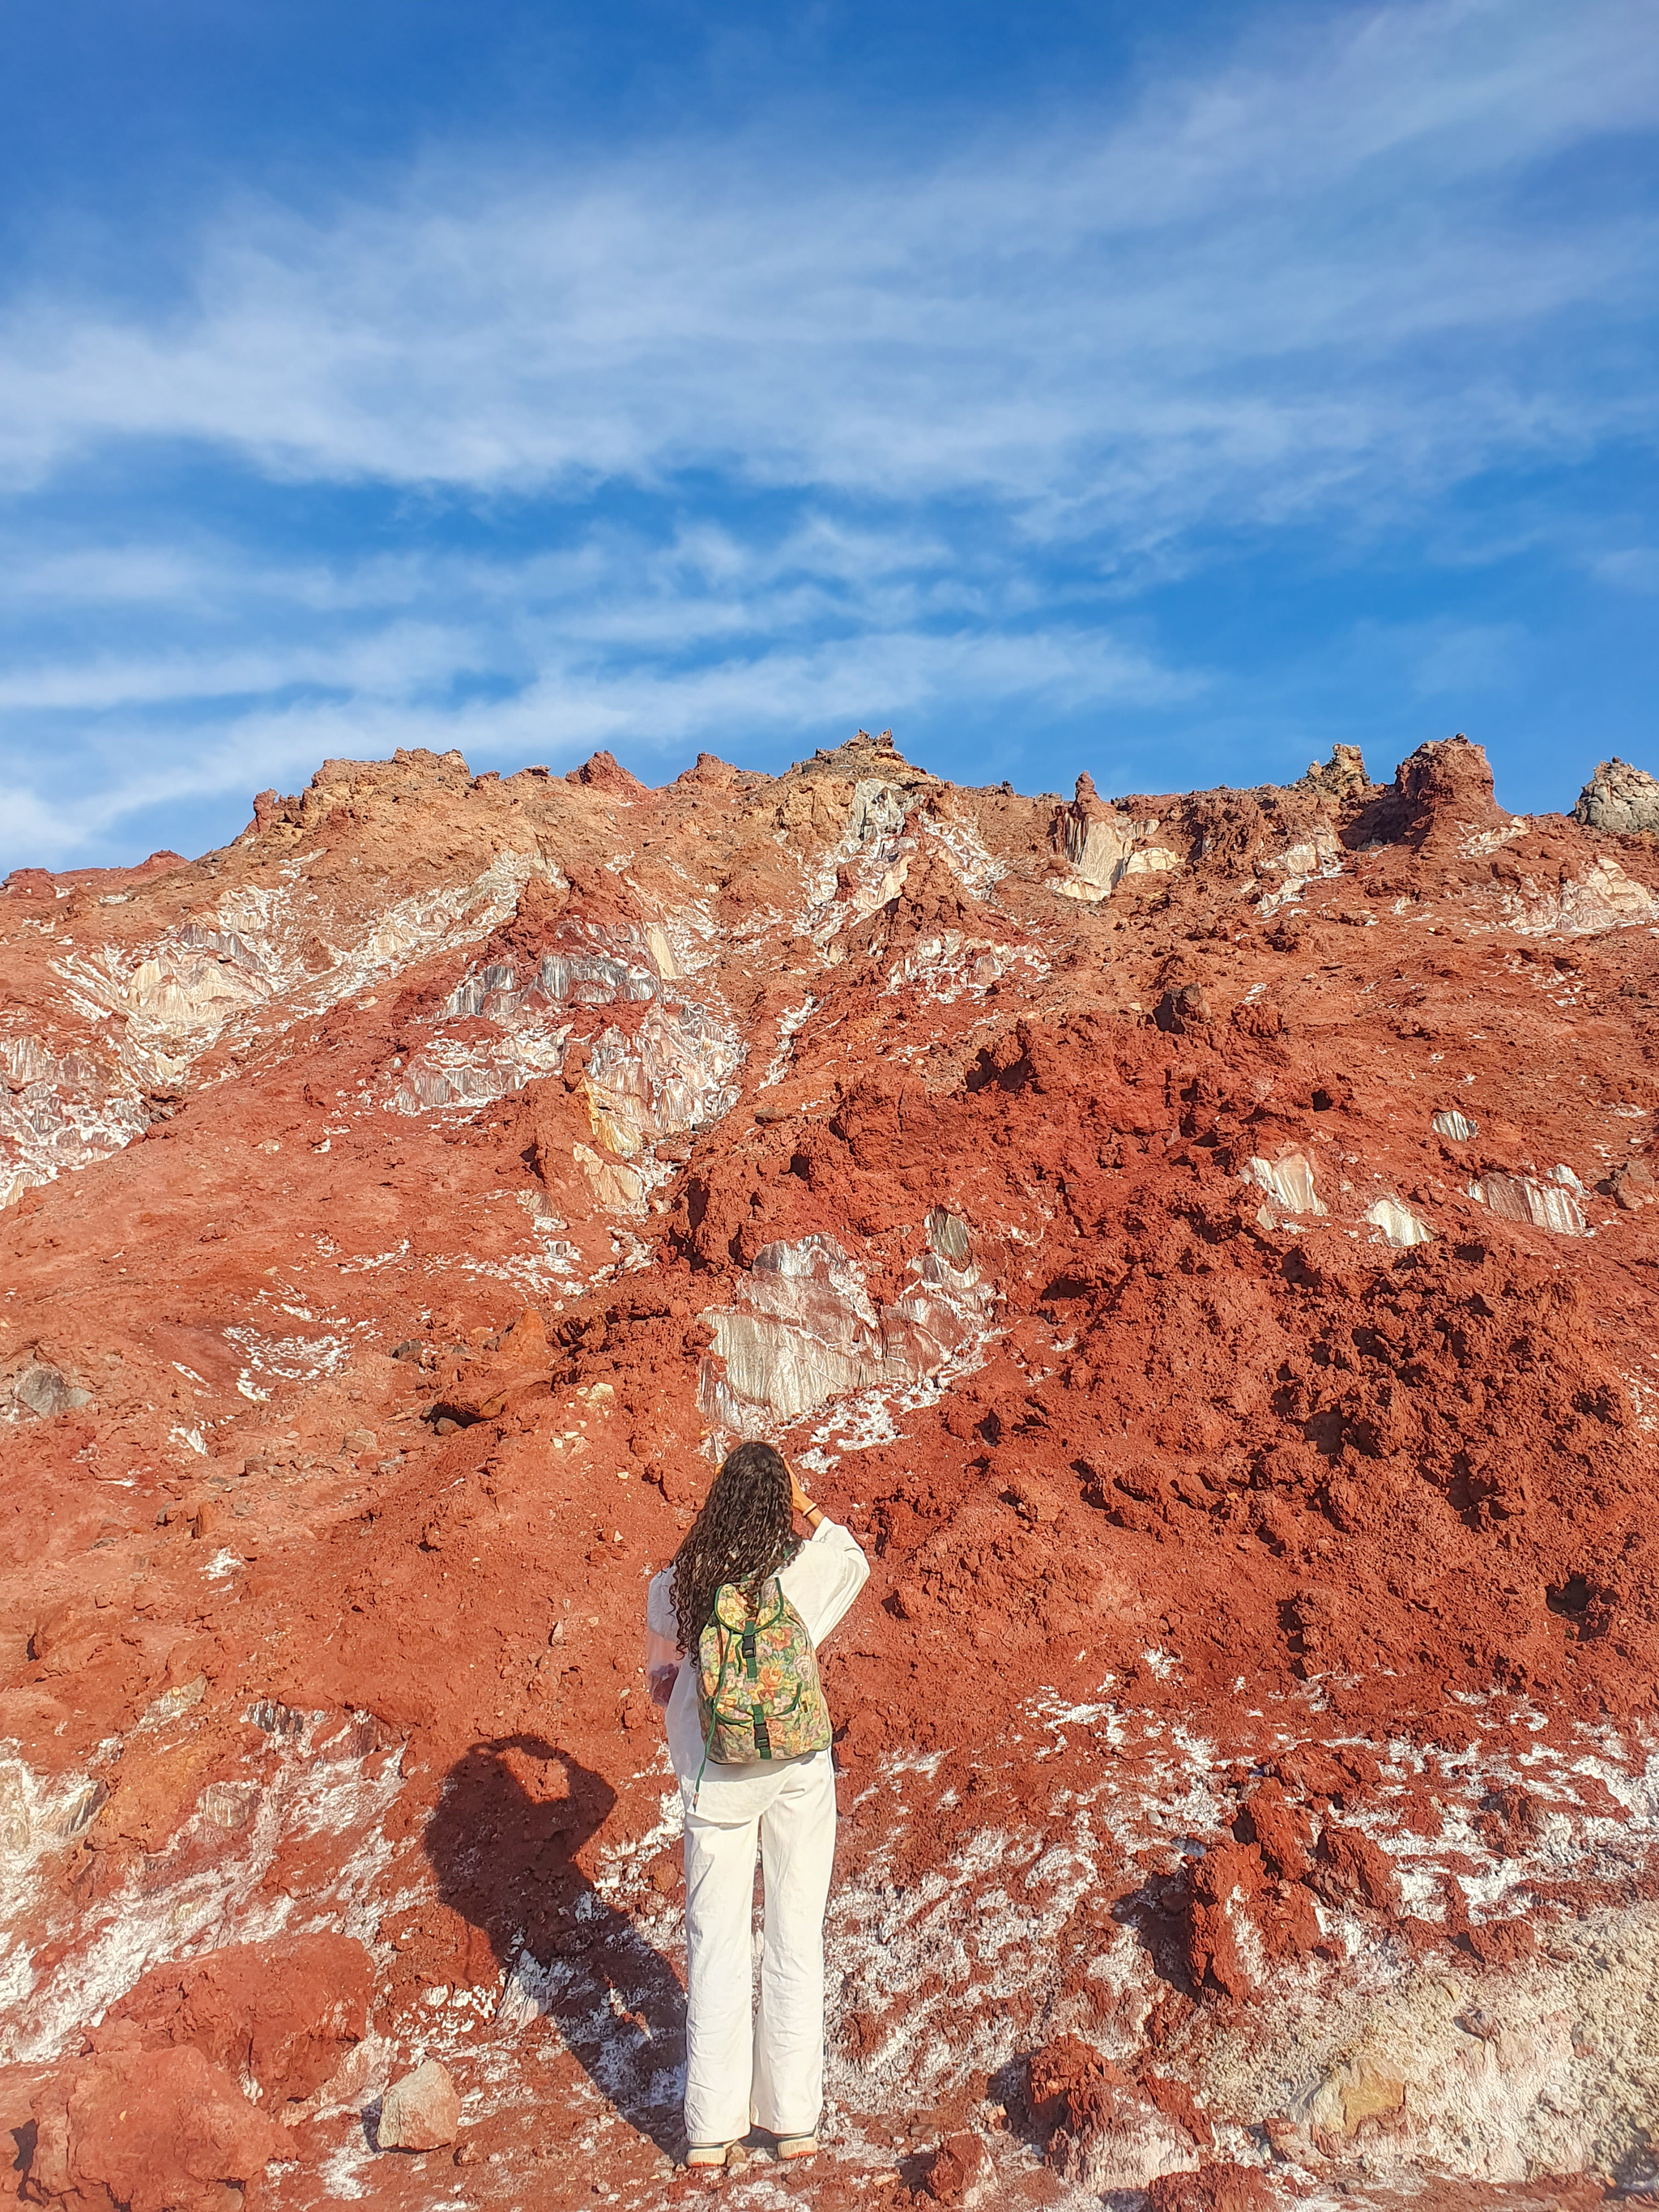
[
  {"xmin": 23, "ymin": 2045, "xmax": 282, "ymax": 2212},
  {"xmin": 104, "ymin": 1932, "xmax": 373, "ymax": 2104}
]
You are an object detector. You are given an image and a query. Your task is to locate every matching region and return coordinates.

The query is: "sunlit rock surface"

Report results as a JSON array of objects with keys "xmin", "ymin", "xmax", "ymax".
[
  {"xmin": 1575, "ymin": 757, "xmax": 1659, "ymax": 837},
  {"xmin": 2, "ymin": 729, "xmax": 1659, "ymax": 2210}
]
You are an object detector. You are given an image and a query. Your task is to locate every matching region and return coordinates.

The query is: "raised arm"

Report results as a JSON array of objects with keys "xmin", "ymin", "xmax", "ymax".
[
  {"xmin": 790, "ymin": 1464, "xmax": 827, "ymax": 1532},
  {"xmin": 782, "ymin": 1459, "xmax": 869, "ymax": 1647}
]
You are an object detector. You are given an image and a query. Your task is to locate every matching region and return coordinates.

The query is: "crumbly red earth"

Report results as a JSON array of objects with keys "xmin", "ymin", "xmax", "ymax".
[{"xmin": 1, "ymin": 731, "xmax": 1657, "ymax": 2210}]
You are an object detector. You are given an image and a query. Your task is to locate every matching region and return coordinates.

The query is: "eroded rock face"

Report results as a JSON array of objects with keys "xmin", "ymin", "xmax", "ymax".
[
  {"xmin": 1574, "ymin": 756, "xmax": 1659, "ymax": 836},
  {"xmin": 1145, "ymin": 2165, "xmax": 1277, "ymax": 2212},
  {"xmin": 1030, "ymin": 2037, "xmax": 1199, "ymax": 2193},
  {"xmin": 1051, "ymin": 774, "xmax": 1181, "ymax": 902},
  {"xmin": 698, "ymin": 1228, "xmax": 995, "ymax": 1434},
  {"xmin": 1355, "ymin": 731, "xmax": 1515, "ymax": 850},
  {"xmin": 23, "ymin": 2045, "xmax": 282, "ymax": 2212},
  {"xmin": 105, "ymin": 1933, "xmax": 373, "ymax": 2105},
  {"xmin": 2, "ymin": 729, "xmax": 1658, "ymax": 2209}
]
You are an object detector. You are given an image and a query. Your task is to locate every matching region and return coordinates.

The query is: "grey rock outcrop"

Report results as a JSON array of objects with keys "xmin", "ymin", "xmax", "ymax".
[
  {"xmin": 2, "ymin": 1358, "xmax": 92, "ymax": 1422},
  {"xmin": 1573, "ymin": 757, "xmax": 1659, "ymax": 835}
]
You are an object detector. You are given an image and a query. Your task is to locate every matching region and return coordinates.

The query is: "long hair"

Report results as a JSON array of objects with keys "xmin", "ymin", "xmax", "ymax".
[{"xmin": 670, "ymin": 1440, "xmax": 800, "ymax": 1652}]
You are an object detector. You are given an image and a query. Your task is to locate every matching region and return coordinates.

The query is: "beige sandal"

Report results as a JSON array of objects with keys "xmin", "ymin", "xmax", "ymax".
[{"xmin": 774, "ymin": 2133, "xmax": 818, "ymax": 2160}]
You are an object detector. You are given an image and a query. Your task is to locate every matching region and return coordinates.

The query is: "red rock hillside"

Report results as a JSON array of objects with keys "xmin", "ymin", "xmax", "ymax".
[{"xmin": 2, "ymin": 730, "xmax": 1658, "ymax": 2210}]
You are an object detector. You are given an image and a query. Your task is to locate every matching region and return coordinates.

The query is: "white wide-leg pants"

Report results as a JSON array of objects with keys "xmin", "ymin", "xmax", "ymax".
[{"xmin": 681, "ymin": 1749, "xmax": 837, "ymax": 2144}]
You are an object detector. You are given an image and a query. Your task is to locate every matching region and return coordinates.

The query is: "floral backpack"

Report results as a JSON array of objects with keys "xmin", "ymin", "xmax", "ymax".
[{"xmin": 693, "ymin": 1575, "xmax": 830, "ymax": 1795}]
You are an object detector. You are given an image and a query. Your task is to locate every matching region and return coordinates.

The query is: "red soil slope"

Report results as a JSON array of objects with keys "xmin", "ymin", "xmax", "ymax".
[{"xmin": 2, "ymin": 730, "xmax": 1657, "ymax": 2210}]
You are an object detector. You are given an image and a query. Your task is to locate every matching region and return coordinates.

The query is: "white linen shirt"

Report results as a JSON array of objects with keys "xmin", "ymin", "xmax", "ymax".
[{"xmin": 646, "ymin": 1519, "xmax": 869, "ymax": 1818}]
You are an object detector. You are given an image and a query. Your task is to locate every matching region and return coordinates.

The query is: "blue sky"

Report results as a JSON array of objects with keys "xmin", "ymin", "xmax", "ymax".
[{"xmin": 2, "ymin": 0, "xmax": 1657, "ymax": 872}]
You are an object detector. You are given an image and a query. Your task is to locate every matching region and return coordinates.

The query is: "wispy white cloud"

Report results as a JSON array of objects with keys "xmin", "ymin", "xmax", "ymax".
[
  {"xmin": 2, "ymin": 0, "xmax": 1656, "ymax": 865},
  {"xmin": 3, "ymin": 0, "xmax": 1653, "ymax": 518},
  {"xmin": 0, "ymin": 621, "xmax": 480, "ymax": 712}
]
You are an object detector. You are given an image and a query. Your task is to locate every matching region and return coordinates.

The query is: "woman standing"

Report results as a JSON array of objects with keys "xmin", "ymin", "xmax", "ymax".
[{"xmin": 645, "ymin": 1440, "xmax": 869, "ymax": 2169}]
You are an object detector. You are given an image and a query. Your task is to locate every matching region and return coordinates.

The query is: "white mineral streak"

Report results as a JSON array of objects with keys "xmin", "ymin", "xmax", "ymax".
[
  {"xmin": 0, "ymin": 1033, "xmax": 151, "ymax": 1209},
  {"xmin": 11, "ymin": 852, "xmax": 544, "ymax": 1208},
  {"xmin": 1433, "ymin": 1110, "xmax": 1478, "ymax": 1141},
  {"xmin": 463, "ymin": 1677, "xmax": 1659, "ymax": 2194},
  {"xmin": 391, "ymin": 920, "xmax": 743, "ymax": 1170},
  {"xmin": 0, "ymin": 1761, "xmax": 101, "ymax": 2023},
  {"xmin": 1468, "ymin": 1173, "xmax": 1586, "ymax": 1236},
  {"xmin": 885, "ymin": 933, "xmax": 1047, "ymax": 1005},
  {"xmin": 572, "ymin": 1142, "xmax": 643, "ymax": 1212},
  {"xmin": 1255, "ymin": 826, "xmax": 1345, "ymax": 917},
  {"xmin": 514, "ymin": 1191, "xmax": 578, "ymax": 1270},
  {"xmin": 801, "ymin": 782, "xmax": 1026, "ymax": 1008},
  {"xmin": 1057, "ymin": 2106, "xmax": 1199, "ymax": 2193},
  {"xmin": 1243, "ymin": 1153, "xmax": 1328, "ymax": 1216},
  {"xmin": 583, "ymin": 1003, "xmax": 741, "ymax": 1158},
  {"xmin": 70, "ymin": 854, "xmax": 539, "ymax": 1067},
  {"xmin": 1051, "ymin": 806, "xmax": 1180, "ymax": 904},
  {"xmin": 1363, "ymin": 1196, "xmax": 1433, "ymax": 1248},
  {"xmin": 804, "ymin": 1686, "xmax": 1659, "ymax": 2194},
  {"xmin": 643, "ymin": 923, "xmax": 680, "ymax": 980},
  {"xmin": 698, "ymin": 1221, "xmax": 995, "ymax": 1434},
  {"xmin": 915, "ymin": 805, "xmax": 1007, "ymax": 899},
  {"xmin": 223, "ymin": 1289, "xmax": 369, "ymax": 1388},
  {"xmin": 0, "ymin": 1714, "xmax": 402, "ymax": 2065},
  {"xmin": 458, "ymin": 1187, "xmax": 581, "ymax": 1297},
  {"xmin": 926, "ymin": 1204, "xmax": 972, "ymax": 1264},
  {"xmin": 1279, "ymin": 2001, "xmax": 1595, "ymax": 2184},
  {"xmin": 1498, "ymin": 852, "xmax": 1659, "ymax": 936},
  {"xmin": 807, "ymin": 779, "xmax": 912, "ymax": 943},
  {"xmin": 1461, "ymin": 816, "xmax": 1530, "ymax": 857},
  {"xmin": 758, "ymin": 995, "xmax": 819, "ymax": 1089}
]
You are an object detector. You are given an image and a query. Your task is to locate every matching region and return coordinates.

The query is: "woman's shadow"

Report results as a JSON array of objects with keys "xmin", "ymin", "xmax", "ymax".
[{"xmin": 424, "ymin": 1735, "xmax": 687, "ymax": 2156}]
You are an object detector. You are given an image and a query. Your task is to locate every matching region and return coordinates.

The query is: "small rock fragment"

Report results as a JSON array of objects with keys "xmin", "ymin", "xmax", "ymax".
[
  {"xmin": 5, "ymin": 1360, "xmax": 92, "ymax": 1421},
  {"xmin": 926, "ymin": 1206, "xmax": 972, "ymax": 1264},
  {"xmin": 922, "ymin": 2131, "xmax": 994, "ymax": 2206},
  {"xmin": 892, "ymin": 1579, "xmax": 927, "ymax": 1622},
  {"xmin": 1611, "ymin": 1159, "xmax": 1655, "ymax": 1210},
  {"xmin": 1234, "ymin": 1780, "xmax": 1310, "ymax": 1880},
  {"xmin": 377, "ymin": 2058, "xmax": 462, "ymax": 2151},
  {"xmin": 1243, "ymin": 1153, "xmax": 1326, "ymax": 1216},
  {"xmin": 1005, "ymin": 1474, "xmax": 1062, "ymax": 1525},
  {"xmin": 1154, "ymin": 982, "xmax": 1211, "ymax": 1034},
  {"xmin": 1313, "ymin": 1821, "xmax": 1401, "ymax": 1913}
]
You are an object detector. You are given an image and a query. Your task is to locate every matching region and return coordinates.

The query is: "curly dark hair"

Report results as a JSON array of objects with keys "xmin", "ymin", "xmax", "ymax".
[{"xmin": 670, "ymin": 1440, "xmax": 800, "ymax": 1651}]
